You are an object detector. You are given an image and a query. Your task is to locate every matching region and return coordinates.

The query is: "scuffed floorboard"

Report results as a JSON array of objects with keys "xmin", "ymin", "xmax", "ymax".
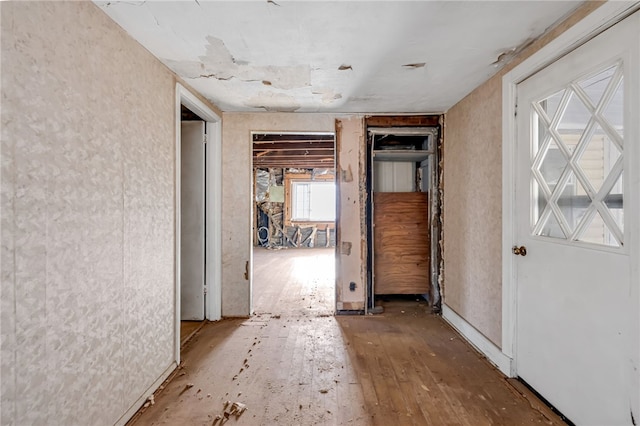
[{"xmin": 129, "ymin": 249, "xmax": 565, "ymax": 425}]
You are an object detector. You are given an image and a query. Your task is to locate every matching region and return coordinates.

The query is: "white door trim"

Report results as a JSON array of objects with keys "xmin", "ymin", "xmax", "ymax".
[
  {"xmin": 175, "ymin": 83, "xmax": 222, "ymax": 364},
  {"xmin": 501, "ymin": 2, "xmax": 639, "ymax": 376}
]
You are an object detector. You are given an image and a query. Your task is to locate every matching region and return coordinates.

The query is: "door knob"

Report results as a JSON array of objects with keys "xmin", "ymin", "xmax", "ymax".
[{"xmin": 512, "ymin": 245, "xmax": 527, "ymax": 256}]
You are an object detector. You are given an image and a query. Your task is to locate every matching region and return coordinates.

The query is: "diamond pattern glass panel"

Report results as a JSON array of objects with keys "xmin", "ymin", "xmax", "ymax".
[
  {"xmin": 538, "ymin": 140, "xmax": 566, "ymax": 189},
  {"xmin": 538, "ymin": 210, "xmax": 566, "ymax": 239},
  {"xmin": 530, "ymin": 62, "xmax": 624, "ymax": 247},
  {"xmin": 538, "ymin": 89, "xmax": 564, "ymax": 123},
  {"xmin": 534, "ymin": 193, "xmax": 548, "ymax": 226},
  {"xmin": 579, "ymin": 65, "xmax": 616, "ymax": 107},
  {"xmin": 577, "ymin": 125, "xmax": 621, "ymax": 193},
  {"xmin": 556, "ymin": 173, "xmax": 590, "ymax": 234},
  {"xmin": 556, "ymin": 91, "xmax": 591, "ymax": 153},
  {"xmin": 602, "ymin": 77, "xmax": 624, "ymax": 137},
  {"xmin": 579, "ymin": 210, "xmax": 614, "ymax": 246},
  {"xmin": 604, "ymin": 172, "xmax": 623, "ymax": 233}
]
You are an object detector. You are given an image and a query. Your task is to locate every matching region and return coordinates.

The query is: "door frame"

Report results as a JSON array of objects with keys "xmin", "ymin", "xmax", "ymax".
[
  {"xmin": 249, "ymin": 131, "xmax": 337, "ymax": 315},
  {"xmin": 501, "ymin": 2, "xmax": 640, "ymax": 376},
  {"xmin": 175, "ymin": 83, "xmax": 222, "ymax": 364}
]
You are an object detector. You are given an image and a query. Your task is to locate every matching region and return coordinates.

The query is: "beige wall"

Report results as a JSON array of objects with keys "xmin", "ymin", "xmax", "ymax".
[
  {"xmin": 221, "ymin": 113, "xmax": 340, "ymax": 316},
  {"xmin": 0, "ymin": 3, "xmax": 213, "ymax": 424},
  {"xmin": 442, "ymin": 2, "xmax": 602, "ymax": 346}
]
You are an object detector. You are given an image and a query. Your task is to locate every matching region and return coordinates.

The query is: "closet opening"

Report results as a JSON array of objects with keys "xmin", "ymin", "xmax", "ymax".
[{"xmin": 365, "ymin": 124, "xmax": 441, "ymax": 314}]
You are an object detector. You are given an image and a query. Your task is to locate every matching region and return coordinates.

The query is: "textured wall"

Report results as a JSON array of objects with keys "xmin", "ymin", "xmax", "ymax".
[
  {"xmin": 443, "ymin": 78, "xmax": 503, "ymax": 345},
  {"xmin": 442, "ymin": 2, "xmax": 602, "ymax": 346},
  {"xmin": 1, "ymin": 3, "xmax": 177, "ymax": 425},
  {"xmin": 221, "ymin": 113, "xmax": 339, "ymax": 316}
]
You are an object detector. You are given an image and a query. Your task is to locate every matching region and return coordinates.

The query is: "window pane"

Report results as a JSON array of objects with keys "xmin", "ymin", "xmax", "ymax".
[
  {"xmin": 291, "ymin": 181, "xmax": 335, "ymax": 221},
  {"xmin": 531, "ymin": 63, "xmax": 624, "ymax": 247}
]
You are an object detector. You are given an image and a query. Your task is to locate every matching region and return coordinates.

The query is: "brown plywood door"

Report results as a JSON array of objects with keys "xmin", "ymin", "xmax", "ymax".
[{"xmin": 373, "ymin": 192, "xmax": 429, "ymax": 294}]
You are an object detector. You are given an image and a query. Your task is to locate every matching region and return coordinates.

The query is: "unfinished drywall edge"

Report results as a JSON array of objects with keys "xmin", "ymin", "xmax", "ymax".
[
  {"xmin": 334, "ymin": 116, "xmax": 366, "ymax": 312},
  {"xmin": 442, "ymin": 304, "xmax": 513, "ymax": 377},
  {"xmin": 434, "ymin": 114, "xmax": 445, "ymax": 312}
]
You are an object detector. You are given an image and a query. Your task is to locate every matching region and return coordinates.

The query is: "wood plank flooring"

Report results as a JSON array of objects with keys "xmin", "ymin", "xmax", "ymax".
[
  {"xmin": 252, "ymin": 247, "xmax": 335, "ymax": 316},
  {"xmin": 181, "ymin": 321, "xmax": 205, "ymax": 347},
  {"xmin": 129, "ymin": 248, "xmax": 565, "ymax": 426}
]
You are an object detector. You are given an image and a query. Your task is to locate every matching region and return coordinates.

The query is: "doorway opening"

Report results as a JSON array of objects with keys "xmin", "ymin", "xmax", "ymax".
[
  {"xmin": 365, "ymin": 123, "xmax": 441, "ymax": 314},
  {"xmin": 179, "ymin": 106, "xmax": 206, "ymax": 347},
  {"xmin": 175, "ymin": 84, "xmax": 222, "ymax": 363},
  {"xmin": 251, "ymin": 133, "xmax": 336, "ymax": 316}
]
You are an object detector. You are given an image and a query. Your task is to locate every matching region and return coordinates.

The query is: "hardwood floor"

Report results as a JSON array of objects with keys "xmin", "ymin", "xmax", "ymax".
[
  {"xmin": 129, "ymin": 248, "xmax": 565, "ymax": 426},
  {"xmin": 181, "ymin": 321, "xmax": 204, "ymax": 347},
  {"xmin": 252, "ymin": 247, "xmax": 335, "ymax": 316}
]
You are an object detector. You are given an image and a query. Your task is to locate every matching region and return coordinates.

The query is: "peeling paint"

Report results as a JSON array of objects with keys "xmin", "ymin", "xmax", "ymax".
[
  {"xmin": 341, "ymin": 165, "xmax": 353, "ymax": 182},
  {"xmin": 107, "ymin": 1, "xmax": 147, "ymax": 6},
  {"xmin": 491, "ymin": 47, "xmax": 517, "ymax": 66},
  {"xmin": 311, "ymin": 87, "xmax": 343, "ymax": 104},
  {"xmin": 348, "ymin": 96, "xmax": 382, "ymax": 102},
  {"xmin": 199, "ymin": 73, "xmax": 233, "ymax": 81},
  {"xmin": 164, "ymin": 36, "xmax": 310, "ymax": 90},
  {"xmin": 402, "ymin": 62, "xmax": 426, "ymax": 69},
  {"xmin": 244, "ymin": 91, "xmax": 300, "ymax": 112},
  {"xmin": 341, "ymin": 242, "xmax": 352, "ymax": 255},
  {"xmin": 101, "ymin": 2, "xmax": 583, "ymax": 113}
]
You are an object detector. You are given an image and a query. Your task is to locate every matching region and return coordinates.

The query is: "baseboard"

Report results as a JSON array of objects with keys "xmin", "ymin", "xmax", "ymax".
[
  {"xmin": 115, "ymin": 361, "xmax": 177, "ymax": 426},
  {"xmin": 442, "ymin": 304, "xmax": 513, "ymax": 376}
]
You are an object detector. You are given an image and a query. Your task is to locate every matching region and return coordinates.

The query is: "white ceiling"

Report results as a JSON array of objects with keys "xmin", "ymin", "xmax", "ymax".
[{"xmin": 95, "ymin": 1, "xmax": 582, "ymax": 113}]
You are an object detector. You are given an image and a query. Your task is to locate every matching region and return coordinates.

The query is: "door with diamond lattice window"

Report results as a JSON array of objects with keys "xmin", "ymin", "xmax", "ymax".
[{"xmin": 514, "ymin": 12, "xmax": 638, "ymax": 425}]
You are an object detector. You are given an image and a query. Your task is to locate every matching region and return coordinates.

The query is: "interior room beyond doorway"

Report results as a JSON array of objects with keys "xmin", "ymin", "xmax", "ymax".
[{"xmin": 252, "ymin": 133, "xmax": 336, "ymax": 315}]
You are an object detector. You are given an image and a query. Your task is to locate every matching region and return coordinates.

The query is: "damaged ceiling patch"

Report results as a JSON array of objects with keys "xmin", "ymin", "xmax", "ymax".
[
  {"xmin": 244, "ymin": 91, "xmax": 301, "ymax": 112},
  {"xmin": 164, "ymin": 36, "xmax": 310, "ymax": 89},
  {"xmin": 402, "ymin": 62, "xmax": 426, "ymax": 69},
  {"xmin": 311, "ymin": 87, "xmax": 343, "ymax": 104},
  {"xmin": 491, "ymin": 47, "xmax": 518, "ymax": 67}
]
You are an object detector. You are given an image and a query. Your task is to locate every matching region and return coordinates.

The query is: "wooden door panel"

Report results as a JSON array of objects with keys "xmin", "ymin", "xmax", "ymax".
[{"xmin": 374, "ymin": 192, "xmax": 429, "ymax": 294}]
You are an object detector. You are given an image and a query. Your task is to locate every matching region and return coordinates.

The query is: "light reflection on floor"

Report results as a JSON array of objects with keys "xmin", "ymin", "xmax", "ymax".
[{"xmin": 253, "ymin": 247, "xmax": 335, "ymax": 316}]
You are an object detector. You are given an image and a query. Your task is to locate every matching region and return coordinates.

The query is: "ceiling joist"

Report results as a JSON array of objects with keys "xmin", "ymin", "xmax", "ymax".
[{"xmin": 253, "ymin": 133, "xmax": 335, "ymax": 170}]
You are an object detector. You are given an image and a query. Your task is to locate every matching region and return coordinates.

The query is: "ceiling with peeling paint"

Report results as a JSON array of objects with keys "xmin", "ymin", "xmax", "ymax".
[{"xmin": 95, "ymin": 1, "xmax": 582, "ymax": 113}]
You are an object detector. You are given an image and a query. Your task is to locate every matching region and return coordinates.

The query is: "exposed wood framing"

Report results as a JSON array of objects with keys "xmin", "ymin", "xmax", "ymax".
[
  {"xmin": 253, "ymin": 133, "xmax": 335, "ymax": 169},
  {"xmin": 365, "ymin": 115, "xmax": 440, "ymax": 127},
  {"xmin": 364, "ymin": 114, "xmax": 443, "ymax": 312}
]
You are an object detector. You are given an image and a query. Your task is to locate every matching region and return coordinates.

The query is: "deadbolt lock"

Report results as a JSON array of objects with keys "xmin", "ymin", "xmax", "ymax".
[{"xmin": 512, "ymin": 245, "xmax": 527, "ymax": 256}]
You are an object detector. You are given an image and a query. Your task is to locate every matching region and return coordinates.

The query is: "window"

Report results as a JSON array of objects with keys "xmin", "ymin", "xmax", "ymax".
[
  {"xmin": 291, "ymin": 181, "xmax": 336, "ymax": 222},
  {"xmin": 531, "ymin": 62, "xmax": 624, "ymax": 247}
]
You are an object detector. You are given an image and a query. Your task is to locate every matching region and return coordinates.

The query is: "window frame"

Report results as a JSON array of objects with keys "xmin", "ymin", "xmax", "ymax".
[{"xmin": 284, "ymin": 172, "xmax": 336, "ymax": 227}]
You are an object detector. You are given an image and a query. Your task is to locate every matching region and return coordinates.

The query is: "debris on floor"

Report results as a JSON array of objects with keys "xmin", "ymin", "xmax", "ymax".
[
  {"xmin": 213, "ymin": 401, "xmax": 247, "ymax": 424},
  {"xmin": 178, "ymin": 383, "xmax": 194, "ymax": 396},
  {"xmin": 142, "ymin": 394, "xmax": 155, "ymax": 408}
]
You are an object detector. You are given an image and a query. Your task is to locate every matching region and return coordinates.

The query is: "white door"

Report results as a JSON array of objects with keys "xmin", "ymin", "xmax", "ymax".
[
  {"xmin": 514, "ymin": 12, "xmax": 639, "ymax": 425},
  {"xmin": 181, "ymin": 121, "xmax": 206, "ymax": 320}
]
